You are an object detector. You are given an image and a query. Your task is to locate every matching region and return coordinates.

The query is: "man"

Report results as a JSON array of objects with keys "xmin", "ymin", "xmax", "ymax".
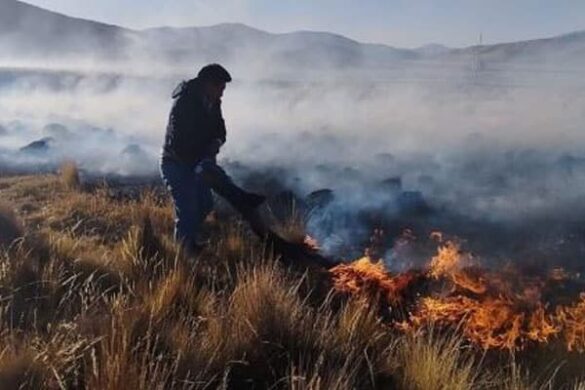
[{"xmin": 161, "ymin": 64, "xmax": 265, "ymax": 254}]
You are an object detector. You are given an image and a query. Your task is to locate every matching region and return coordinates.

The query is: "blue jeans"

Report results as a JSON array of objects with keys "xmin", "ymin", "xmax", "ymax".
[{"xmin": 160, "ymin": 158, "xmax": 214, "ymax": 250}]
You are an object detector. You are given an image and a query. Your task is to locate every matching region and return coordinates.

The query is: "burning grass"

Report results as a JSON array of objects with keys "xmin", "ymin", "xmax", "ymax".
[
  {"xmin": 0, "ymin": 173, "xmax": 583, "ymax": 388},
  {"xmin": 330, "ymin": 236, "xmax": 585, "ymax": 354}
]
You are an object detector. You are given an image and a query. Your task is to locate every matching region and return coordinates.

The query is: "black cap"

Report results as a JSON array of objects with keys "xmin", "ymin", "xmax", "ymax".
[{"xmin": 198, "ymin": 64, "xmax": 232, "ymax": 83}]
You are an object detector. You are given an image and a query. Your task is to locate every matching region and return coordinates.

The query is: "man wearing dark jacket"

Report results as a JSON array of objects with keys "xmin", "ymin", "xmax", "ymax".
[{"xmin": 161, "ymin": 64, "xmax": 265, "ymax": 253}]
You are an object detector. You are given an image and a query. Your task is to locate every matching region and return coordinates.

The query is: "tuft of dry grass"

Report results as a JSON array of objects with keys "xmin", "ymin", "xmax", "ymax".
[
  {"xmin": 573, "ymin": 381, "xmax": 585, "ymax": 390},
  {"xmin": 494, "ymin": 358, "xmax": 565, "ymax": 390},
  {"xmin": 0, "ymin": 202, "xmax": 24, "ymax": 248},
  {"xmin": 60, "ymin": 161, "xmax": 81, "ymax": 190},
  {"xmin": 394, "ymin": 329, "xmax": 489, "ymax": 390},
  {"xmin": 0, "ymin": 346, "xmax": 47, "ymax": 389},
  {"xmin": 268, "ymin": 199, "xmax": 309, "ymax": 245},
  {"xmin": 82, "ymin": 294, "xmax": 177, "ymax": 390}
]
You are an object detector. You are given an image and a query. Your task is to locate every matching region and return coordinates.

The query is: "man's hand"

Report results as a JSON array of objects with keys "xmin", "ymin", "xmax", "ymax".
[{"xmin": 204, "ymin": 138, "xmax": 223, "ymax": 157}]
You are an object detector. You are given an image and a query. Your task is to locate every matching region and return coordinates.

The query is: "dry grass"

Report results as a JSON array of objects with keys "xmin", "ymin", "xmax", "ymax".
[
  {"xmin": 59, "ymin": 160, "xmax": 81, "ymax": 190},
  {"xmin": 573, "ymin": 381, "xmax": 585, "ymax": 390},
  {"xmin": 268, "ymin": 199, "xmax": 309, "ymax": 244},
  {"xmin": 0, "ymin": 173, "xmax": 583, "ymax": 389},
  {"xmin": 394, "ymin": 329, "xmax": 489, "ymax": 390},
  {"xmin": 0, "ymin": 202, "xmax": 24, "ymax": 248}
]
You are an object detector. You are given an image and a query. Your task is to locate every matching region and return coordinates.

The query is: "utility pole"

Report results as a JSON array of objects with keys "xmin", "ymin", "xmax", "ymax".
[{"xmin": 471, "ymin": 32, "xmax": 484, "ymax": 84}]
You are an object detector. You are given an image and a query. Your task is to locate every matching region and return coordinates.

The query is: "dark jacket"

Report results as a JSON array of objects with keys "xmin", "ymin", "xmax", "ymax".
[{"xmin": 162, "ymin": 77, "xmax": 226, "ymax": 165}]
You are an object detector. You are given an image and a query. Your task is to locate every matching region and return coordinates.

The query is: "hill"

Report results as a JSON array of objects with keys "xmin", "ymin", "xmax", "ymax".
[
  {"xmin": 0, "ymin": 0, "xmax": 135, "ymax": 59},
  {"xmin": 2, "ymin": 0, "xmax": 585, "ymax": 69}
]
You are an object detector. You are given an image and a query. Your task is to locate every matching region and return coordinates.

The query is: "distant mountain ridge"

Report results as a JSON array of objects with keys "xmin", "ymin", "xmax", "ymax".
[
  {"xmin": 1, "ymin": 0, "xmax": 585, "ymax": 69},
  {"xmin": 0, "ymin": 0, "xmax": 135, "ymax": 59}
]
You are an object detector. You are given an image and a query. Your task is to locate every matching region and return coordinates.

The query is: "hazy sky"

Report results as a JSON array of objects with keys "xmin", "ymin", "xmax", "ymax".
[{"xmin": 22, "ymin": 0, "xmax": 585, "ymax": 47}]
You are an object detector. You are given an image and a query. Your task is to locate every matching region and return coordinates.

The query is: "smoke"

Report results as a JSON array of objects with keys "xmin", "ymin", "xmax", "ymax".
[{"xmin": 2, "ymin": 6, "xmax": 585, "ymax": 268}]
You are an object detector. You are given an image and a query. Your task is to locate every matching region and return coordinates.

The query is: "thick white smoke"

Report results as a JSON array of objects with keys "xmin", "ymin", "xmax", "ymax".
[{"xmin": 2, "ymin": 2, "xmax": 585, "ymax": 267}]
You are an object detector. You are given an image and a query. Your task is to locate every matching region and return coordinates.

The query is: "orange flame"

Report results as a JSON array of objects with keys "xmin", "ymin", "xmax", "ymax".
[
  {"xmin": 556, "ymin": 293, "xmax": 585, "ymax": 352},
  {"xmin": 329, "ymin": 234, "xmax": 585, "ymax": 352},
  {"xmin": 330, "ymin": 256, "xmax": 416, "ymax": 304},
  {"xmin": 429, "ymin": 240, "xmax": 470, "ymax": 278},
  {"xmin": 411, "ymin": 296, "xmax": 560, "ymax": 350},
  {"xmin": 303, "ymin": 234, "xmax": 320, "ymax": 251}
]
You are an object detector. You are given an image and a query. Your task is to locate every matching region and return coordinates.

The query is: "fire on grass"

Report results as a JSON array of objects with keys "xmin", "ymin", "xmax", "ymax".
[{"xmin": 328, "ymin": 231, "xmax": 585, "ymax": 352}]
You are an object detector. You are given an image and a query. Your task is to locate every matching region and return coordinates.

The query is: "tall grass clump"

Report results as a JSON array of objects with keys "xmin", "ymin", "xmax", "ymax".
[
  {"xmin": 59, "ymin": 160, "xmax": 81, "ymax": 190},
  {"xmin": 394, "ymin": 329, "xmax": 489, "ymax": 390},
  {"xmin": 573, "ymin": 380, "xmax": 585, "ymax": 390},
  {"xmin": 495, "ymin": 359, "xmax": 562, "ymax": 390},
  {"xmin": 0, "ymin": 202, "xmax": 24, "ymax": 248},
  {"xmin": 212, "ymin": 261, "xmax": 395, "ymax": 388},
  {"xmin": 268, "ymin": 199, "xmax": 309, "ymax": 245}
]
